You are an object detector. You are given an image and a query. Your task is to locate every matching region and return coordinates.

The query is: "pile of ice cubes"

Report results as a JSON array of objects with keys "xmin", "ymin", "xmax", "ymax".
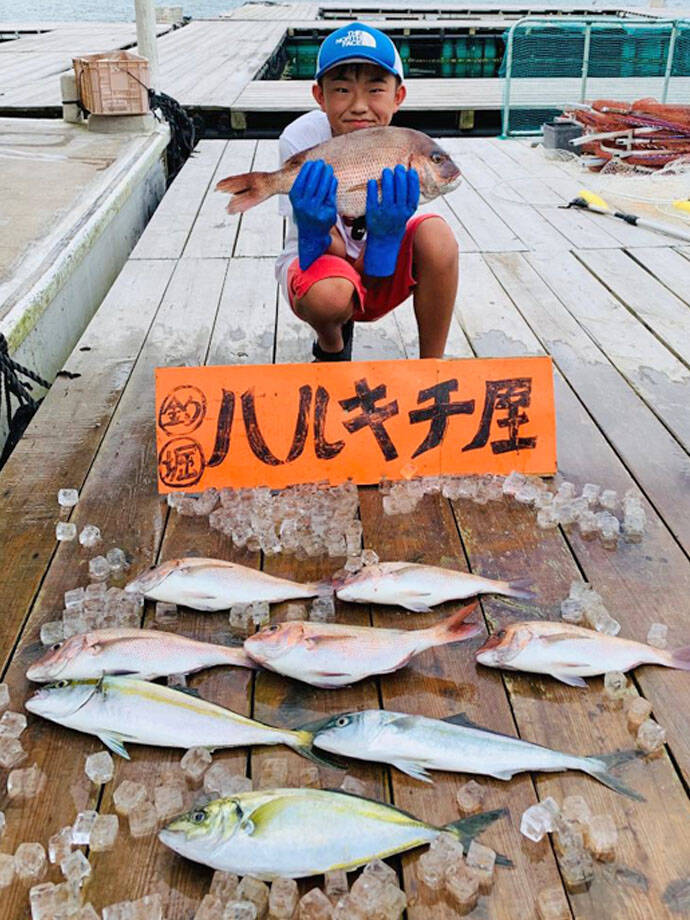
[
  {"xmin": 416, "ymin": 831, "xmax": 496, "ymax": 913},
  {"xmin": 40, "ymin": 580, "xmax": 143, "ymax": 646},
  {"xmin": 169, "ymin": 482, "xmax": 362, "ymax": 560},
  {"xmin": 521, "ymin": 794, "xmax": 618, "ymax": 893},
  {"xmin": 559, "ymin": 581, "xmax": 621, "ymax": 635}
]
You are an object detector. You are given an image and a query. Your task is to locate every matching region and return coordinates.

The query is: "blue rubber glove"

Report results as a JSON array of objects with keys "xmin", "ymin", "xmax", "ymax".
[
  {"xmin": 364, "ymin": 165, "xmax": 420, "ymax": 277},
  {"xmin": 289, "ymin": 160, "xmax": 338, "ymax": 271}
]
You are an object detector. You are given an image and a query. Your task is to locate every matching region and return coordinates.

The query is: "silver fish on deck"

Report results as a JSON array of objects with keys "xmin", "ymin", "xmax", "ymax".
[
  {"xmin": 305, "ymin": 709, "xmax": 643, "ymax": 799},
  {"xmin": 215, "ymin": 126, "xmax": 461, "ymax": 218},
  {"xmin": 476, "ymin": 620, "xmax": 690, "ymax": 687},
  {"xmin": 125, "ymin": 558, "xmax": 323, "ymax": 611},
  {"xmin": 335, "ymin": 562, "xmax": 533, "ymax": 612},
  {"xmin": 159, "ymin": 787, "xmax": 508, "ymax": 879},
  {"xmin": 24, "ymin": 676, "xmax": 317, "ymax": 762},
  {"xmin": 26, "ymin": 628, "xmax": 257, "ymax": 683},
  {"xmin": 243, "ymin": 604, "xmax": 480, "ymax": 688}
]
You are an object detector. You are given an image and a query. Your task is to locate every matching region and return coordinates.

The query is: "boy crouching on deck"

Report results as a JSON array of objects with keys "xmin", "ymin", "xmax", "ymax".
[{"xmin": 275, "ymin": 23, "xmax": 459, "ymax": 362}]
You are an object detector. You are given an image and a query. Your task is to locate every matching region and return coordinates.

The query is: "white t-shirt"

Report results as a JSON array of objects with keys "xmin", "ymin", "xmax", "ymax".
[{"xmin": 274, "ymin": 110, "xmax": 367, "ymax": 301}]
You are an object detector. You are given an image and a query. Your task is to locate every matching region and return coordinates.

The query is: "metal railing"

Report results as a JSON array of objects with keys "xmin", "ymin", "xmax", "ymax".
[{"xmin": 500, "ymin": 15, "xmax": 689, "ymax": 137}]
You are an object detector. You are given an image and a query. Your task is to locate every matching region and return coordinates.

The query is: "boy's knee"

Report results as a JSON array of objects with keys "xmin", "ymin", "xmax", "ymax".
[
  {"xmin": 413, "ymin": 217, "xmax": 458, "ymax": 272},
  {"xmin": 294, "ymin": 276, "xmax": 356, "ymax": 324}
]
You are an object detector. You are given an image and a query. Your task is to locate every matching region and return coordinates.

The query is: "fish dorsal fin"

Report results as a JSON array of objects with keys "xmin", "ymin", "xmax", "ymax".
[{"xmin": 442, "ymin": 712, "xmax": 479, "ymax": 728}]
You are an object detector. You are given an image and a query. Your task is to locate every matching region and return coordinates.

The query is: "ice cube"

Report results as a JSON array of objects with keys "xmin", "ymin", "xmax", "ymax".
[
  {"xmin": 466, "ymin": 840, "xmax": 496, "ymax": 891},
  {"xmin": 76, "ymin": 905, "xmax": 100, "ymax": 920},
  {"xmin": 362, "ymin": 858, "xmax": 398, "ymax": 888},
  {"xmin": 267, "ymin": 876, "xmax": 298, "ymax": 918},
  {"xmin": 285, "ymin": 603, "xmax": 307, "ymax": 621},
  {"xmin": 502, "ymin": 471, "xmax": 527, "ymax": 497},
  {"xmin": 324, "ymin": 869, "xmax": 348, "ymax": 903},
  {"xmin": 300, "ymin": 765, "xmax": 320, "ymax": 788},
  {"xmin": 29, "ymin": 881, "xmax": 57, "ymax": 920},
  {"xmin": 585, "ymin": 814, "xmax": 617, "ymax": 861},
  {"xmin": 72, "ymin": 810, "xmax": 98, "ymax": 845},
  {"xmin": 515, "ymin": 481, "xmax": 540, "ymax": 506},
  {"xmin": 331, "ymin": 895, "xmax": 364, "ymax": 920},
  {"xmin": 430, "ymin": 831, "xmax": 464, "ymax": 862},
  {"xmin": 455, "ymin": 779, "xmax": 485, "ymax": 815},
  {"xmin": 113, "ymin": 779, "xmax": 148, "ymax": 815},
  {"xmin": 85, "ymin": 581, "xmax": 107, "ymax": 599},
  {"xmin": 520, "ymin": 803, "xmax": 556, "ymax": 842},
  {"xmin": 222, "ymin": 774, "xmax": 253, "ymax": 795},
  {"xmin": 194, "ymin": 894, "xmax": 222, "ymax": 920},
  {"xmin": 536, "ymin": 886, "xmax": 570, "ymax": 920},
  {"xmin": 180, "ymin": 748, "xmax": 212, "ymax": 785},
  {"xmin": 58, "ymin": 489, "xmax": 79, "ymax": 507},
  {"xmin": 40, "ymin": 620, "xmax": 64, "ymax": 645},
  {"xmin": 106, "ymin": 547, "xmax": 128, "ymax": 571},
  {"xmin": 209, "ymin": 870, "xmax": 239, "ymax": 899},
  {"xmin": 560, "ymin": 597, "xmax": 585, "ymax": 625},
  {"xmin": 223, "ymin": 902, "xmax": 258, "ymax": 920},
  {"xmin": 248, "ymin": 601, "xmax": 270, "ymax": 627},
  {"xmin": 102, "ymin": 901, "xmax": 134, "ymax": 920},
  {"xmin": 624, "ymin": 696, "xmax": 652, "ymax": 733},
  {"xmin": 636, "ymin": 718, "xmax": 666, "ymax": 754},
  {"xmin": 416, "ymin": 847, "xmax": 446, "ymax": 890},
  {"xmin": 558, "ymin": 847, "xmax": 594, "ymax": 891},
  {"xmin": 599, "ymin": 489, "xmax": 618, "ymax": 511},
  {"xmin": 360, "ymin": 549, "xmax": 379, "ymax": 567},
  {"xmin": 0, "ymin": 852, "xmax": 14, "ymax": 888},
  {"xmin": 258, "ymin": 757, "xmax": 288, "ymax": 789},
  {"xmin": 128, "ymin": 801, "xmax": 158, "ymax": 837},
  {"xmin": 536, "ymin": 506, "xmax": 559, "ymax": 529},
  {"xmin": 79, "ymin": 525, "xmax": 101, "ymax": 548},
  {"xmin": 0, "ymin": 684, "xmax": 8, "ymax": 713},
  {"xmin": 444, "ymin": 862, "xmax": 479, "ymax": 913},
  {"xmin": 88, "ymin": 555, "xmax": 110, "ymax": 581},
  {"xmin": 154, "ymin": 602, "xmax": 178, "ymax": 625},
  {"xmin": 85, "ymin": 750, "xmax": 114, "ymax": 784},
  {"xmin": 339, "ymin": 775, "xmax": 366, "ymax": 797},
  {"xmin": 64, "ymin": 587, "xmax": 86, "ymax": 610},
  {"xmin": 646, "ymin": 622, "xmax": 668, "ymax": 649},
  {"xmin": 576, "ymin": 509, "xmax": 599, "ymax": 540},
  {"xmin": 7, "ymin": 763, "xmax": 46, "ymax": 799},
  {"xmin": 236, "ymin": 876, "xmax": 269, "ymax": 918},
  {"xmin": 131, "ymin": 893, "xmax": 163, "ymax": 920},
  {"xmin": 229, "ymin": 604, "xmax": 252, "ymax": 636},
  {"xmin": 60, "ymin": 849, "xmax": 91, "ymax": 884},
  {"xmin": 553, "ymin": 823, "xmax": 584, "ymax": 857},
  {"xmin": 53, "ymin": 881, "xmax": 83, "ymax": 917},
  {"xmin": 14, "ymin": 842, "xmax": 47, "ymax": 882},
  {"xmin": 603, "ymin": 671, "xmax": 628, "ymax": 702},
  {"xmin": 310, "ymin": 596, "xmax": 335, "ymax": 622},
  {"xmin": 0, "ymin": 737, "xmax": 26, "ymax": 769},
  {"xmin": 350, "ymin": 873, "xmax": 386, "ymax": 915},
  {"xmin": 200, "ymin": 762, "xmax": 234, "ymax": 796},
  {"xmin": 561, "ymin": 795, "xmax": 591, "ymax": 830},
  {"xmin": 90, "ymin": 813, "xmax": 119, "ymax": 852},
  {"xmin": 581, "ymin": 483, "xmax": 600, "ymax": 506},
  {"xmin": 154, "ymin": 783, "xmax": 185, "ymax": 821},
  {"xmin": 56, "ymin": 522, "xmax": 77, "ymax": 541}
]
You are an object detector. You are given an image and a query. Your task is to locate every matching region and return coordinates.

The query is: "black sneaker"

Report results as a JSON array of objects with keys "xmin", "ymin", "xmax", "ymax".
[{"xmin": 312, "ymin": 318, "xmax": 354, "ymax": 362}]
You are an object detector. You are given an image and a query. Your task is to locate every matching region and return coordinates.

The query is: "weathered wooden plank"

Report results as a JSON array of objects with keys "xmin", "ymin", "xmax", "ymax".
[
  {"xmin": 131, "ymin": 141, "xmax": 227, "ymax": 261},
  {"xmin": 210, "ymin": 257, "xmax": 278, "ymax": 365},
  {"xmin": 576, "ymin": 249, "xmax": 690, "ymax": 367},
  {"xmin": 358, "ymin": 491, "xmax": 567, "ymax": 920},
  {"xmin": 183, "ymin": 141, "xmax": 256, "ymax": 260},
  {"xmin": 526, "ymin": 250, "xmax": 690, "ymax": 452},
  {"xmin": 418, "ymin": 195, "xmax": 478, "ymax": 255},
  {"xmin": 445, "ymin": 182, "xmax": 526, "ymax": 253},
  {"xmin": 627, "ymin": 246, "xmax": 690, "ymax": 309},
  {"xmin": 484, "ymin": 251, "xmax": 690, "ymax": 555},
  {"xmin": 462, "ymin": 250, "xmax": 690, "ymax": 787},
  {"xmin": 234, "ymin": 140, "xmax": 284, "ymax": 259},
  {"xmin": 0, "ymin": 258, "xmax": 228, "ymax": 919},
  {"xmin": 274, "ymin": 289, "xmax": 313, "ymax": 364},
  {"xmin": 0, "ymin": 259, "xmax": 175, "ymax": 666},
  {"xmin": 354, "ymin": 311, "xmax": 406, "ymax": 362}
]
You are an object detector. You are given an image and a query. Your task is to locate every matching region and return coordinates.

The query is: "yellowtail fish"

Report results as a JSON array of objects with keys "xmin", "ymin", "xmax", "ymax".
[
  {"xmin": 476, "ymin": 620, "xmax": 690, "ymax": 687},
  {"xmin": 24, "ymin": 677, "xmax": 320, "ymax": 762},
  {"xmin": 243, "ymin": 604, "xmax": 480, "ymax": 688},
  {"xmin": 26, "ymin": 628, "xmax": 257, "ymax": 683},
  {"xmin": 304, "ymin": 709, "xmax": 643, "ymax": 799},
  {"xmin": 159, "ymin": 788, "xmax": 508, "ymax": 879},
  {"xmin": 216, "ymin": 126, "xmax": 461, "ymax": 218},
  {"xmin": 335, "ymin": 562, "xmax": 533, "ymax": 613},
  {"xmin": 125, "ymin": 558, "xmax": 323, "ymax": 611}
]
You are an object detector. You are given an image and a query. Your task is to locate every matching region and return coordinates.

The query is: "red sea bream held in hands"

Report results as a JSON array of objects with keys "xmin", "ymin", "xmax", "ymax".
[
  {"xmin": 243, "ymin": 604, "xmax": 481, "ymax": 688},
  {"xmin": 476, "ymin": 620, "xmax": 690, "ymax": 687},
  {"xmin": 215, "ymin": 126, "xmax": 461, "ymax": 218}
]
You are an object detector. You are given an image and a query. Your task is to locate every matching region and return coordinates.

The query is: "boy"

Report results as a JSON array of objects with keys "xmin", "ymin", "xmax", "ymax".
[{"xmin": 275, "ymin": 22, "xmax": 459, "ymax": 362}]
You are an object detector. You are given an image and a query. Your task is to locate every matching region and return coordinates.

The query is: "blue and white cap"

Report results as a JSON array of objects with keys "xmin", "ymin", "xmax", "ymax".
[{"xmin": 315, "ymin": 22, "xmax": 404, "ymax": 82}]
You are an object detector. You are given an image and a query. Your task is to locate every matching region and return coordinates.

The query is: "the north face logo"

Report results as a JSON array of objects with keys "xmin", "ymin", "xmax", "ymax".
[{"xmin": 335, "ymin": 30, "xmax": 377, "ymax": 49}]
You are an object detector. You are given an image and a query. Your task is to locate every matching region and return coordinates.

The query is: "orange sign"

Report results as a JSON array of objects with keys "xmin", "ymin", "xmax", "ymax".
[{"xmin": 155, "ymin": 357, "xmax": 556, "ymax": 492}]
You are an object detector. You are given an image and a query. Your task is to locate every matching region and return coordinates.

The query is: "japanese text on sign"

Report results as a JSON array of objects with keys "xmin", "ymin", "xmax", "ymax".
[{"xmin": 155, "ymin": 357, "xmax": 556, "ymax": 492}]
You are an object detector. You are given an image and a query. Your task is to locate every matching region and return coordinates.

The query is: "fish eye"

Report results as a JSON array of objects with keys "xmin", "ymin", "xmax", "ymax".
[
  {"xmin": 265, "ymin": 625, "xmax": 280, "ymax": 633},
  {"xmin": 55, "ymin": 679, "xmax": 69, "ymax": 688},
  {"xmin": 51, "ymin": 642, "xmax": 64, "ymax": 652},
  {"xmin": 496, "ymin": 629, "xmax": 506, "ymax": 639},
  {"xmin": 191, "ymin": 810, "xmax": 206, "ymax": 824},
  {"xmin": 431, "ymin": 151, "xmax": 445, "ymax": 164},
  {"xmin": 336, "ymin": 716, "xmax": 350, "ymax": 727}
]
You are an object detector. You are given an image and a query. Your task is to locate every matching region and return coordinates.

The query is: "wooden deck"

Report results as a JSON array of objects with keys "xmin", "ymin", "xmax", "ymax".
[{"xmin": 1, "ymin": 137, "xmax": 689, "ymax": 919}]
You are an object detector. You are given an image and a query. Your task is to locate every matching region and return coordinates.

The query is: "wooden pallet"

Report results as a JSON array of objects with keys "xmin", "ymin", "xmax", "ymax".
[{"xmin": 0, "ymin": 138, "xmax": 689, "ymax": 919}]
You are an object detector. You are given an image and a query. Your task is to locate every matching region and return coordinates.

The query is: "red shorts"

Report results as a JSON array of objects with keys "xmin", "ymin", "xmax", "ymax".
[{"xmin": 287, "ymin": 213, "xmax": 440, "ymax": 323}]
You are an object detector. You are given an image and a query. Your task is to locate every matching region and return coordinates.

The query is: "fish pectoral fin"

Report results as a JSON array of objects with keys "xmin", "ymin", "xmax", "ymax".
[
  {"xmin": 551, "ymin": 670, "xmax": 588, "ymax": 688},
  {"xmin": 98, "ymin": 733, "xmax": 130, "ymax": 760},
  {"xmin": 401, "ymin": 600, "xmax": 434, "ymax": 613},
  {"xmin": 391, "ymin": 760, "xmax": 434, "ymax": 783}
]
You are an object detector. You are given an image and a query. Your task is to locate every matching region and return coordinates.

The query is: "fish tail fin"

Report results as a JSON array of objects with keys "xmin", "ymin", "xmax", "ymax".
[
  {"xmin": 501, "ymin": 576, "xmax": 535, "ymax": 601},
  {"xmin": 215, "ymin": 171, "xmax": 274, "ymax": 214},
  {"xmin": 425, "ymin": 602, "xmax": 482, "ymax": 647},
  {"xmin": 584, "ymin": 750, "xmax": 646, "ymax": 801},
  {"xmin": 288, "ymin": 730, "xmax": 349, "ymax": 771},
  {"xmin": 669, "ymin": 645, "xmax": 690, "ymax": 670},
  {"xmin": 443, "ymin": 809, "xmax": 512, "ymax": 866}
]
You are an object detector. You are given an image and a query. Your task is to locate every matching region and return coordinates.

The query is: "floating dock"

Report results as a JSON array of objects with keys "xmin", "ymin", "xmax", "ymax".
[{"xmin": 0, "ymin": 130, "xmax": 689, "ymax": 917}]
